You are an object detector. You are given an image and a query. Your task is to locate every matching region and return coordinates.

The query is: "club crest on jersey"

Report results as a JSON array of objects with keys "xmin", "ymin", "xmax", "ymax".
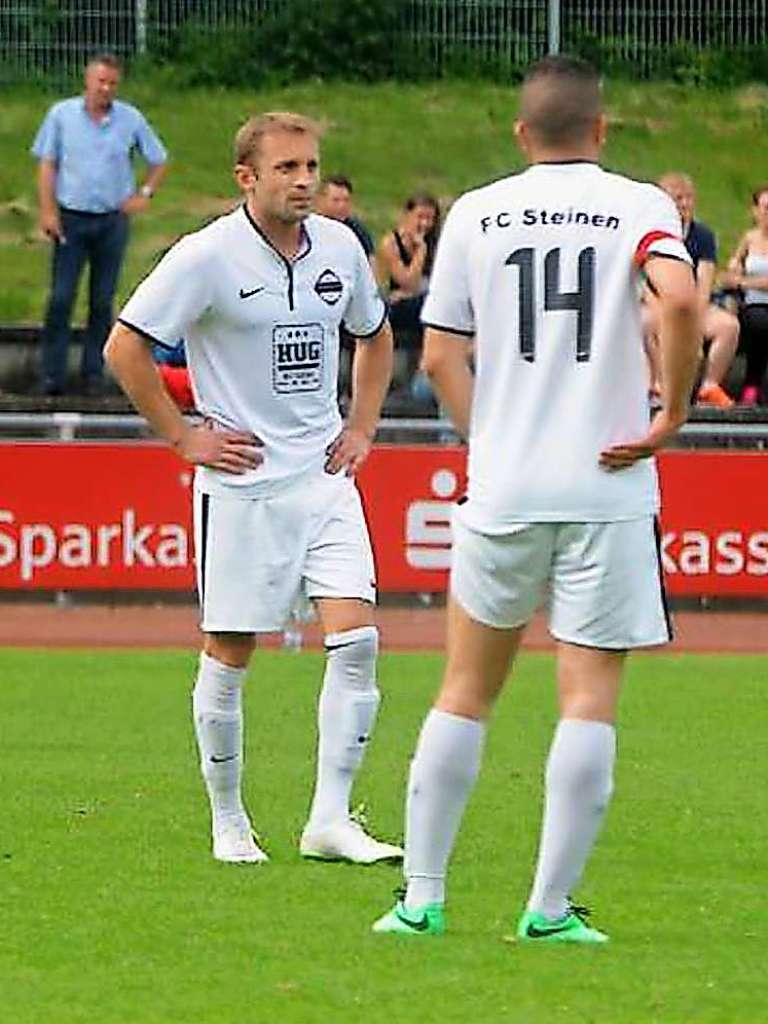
[
  {"xmin": 272, "ymin": 323, "xmax": 324, "ymax": 394},
  {"xmin": 314, "ymin": 269, "xmax": 344, "ymax": 305}
]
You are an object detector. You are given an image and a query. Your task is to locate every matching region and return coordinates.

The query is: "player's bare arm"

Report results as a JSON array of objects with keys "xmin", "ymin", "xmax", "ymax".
[
  {"xmin": 600, "ymin": 256, "xmax": 700, "ymax": 469},
  {"xmin": 325, "ymin": 321, "xmax": 394, "ymax": 475},
  {"xmin": 421, "ymin": 327, "xmax": 474, "ymax": 441},
  {"xmin": 104, "ymin": 322, "xmax": 263, "ymax": 474}
]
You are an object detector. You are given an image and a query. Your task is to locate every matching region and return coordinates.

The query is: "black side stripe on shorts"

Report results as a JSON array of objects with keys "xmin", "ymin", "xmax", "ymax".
[
  {"xmin": 199, "ymin": 493, "xmax": 210, "ymax": 612},
  {"xmin": 653, "ymin": 517, "xmax": 674, "ymax": 642}
]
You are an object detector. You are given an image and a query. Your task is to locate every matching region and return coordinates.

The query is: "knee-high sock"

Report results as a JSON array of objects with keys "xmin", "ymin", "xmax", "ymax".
[
  {"xmin": 527, "ymin": 718, "xmax": 616, "ymax": 920},
  {"xmin": 404, "ymin": 709, "xmax": 486, "ymax": 909},
  {"xmin": 307, "ymin": 626, "xmax": 380, "ymax": 829},
  {"xmin": 192, "ymin": 652, "xmax": 247, "ymax": 829}
]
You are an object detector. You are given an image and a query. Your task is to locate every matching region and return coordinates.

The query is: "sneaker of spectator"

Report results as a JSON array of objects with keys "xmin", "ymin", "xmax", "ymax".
[{"xmin": 739, "ymin": 385, "xmax": 761, "ymax": 406}]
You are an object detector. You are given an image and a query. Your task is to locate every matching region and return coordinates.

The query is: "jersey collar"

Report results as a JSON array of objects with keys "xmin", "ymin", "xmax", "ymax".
[
  {"xmin": 531, "ymin": 159, "xmax": 599, "ymax": 166},
  {"xmin": 241, "ymin": 204, "xmax": 312, "ymax": 264}
]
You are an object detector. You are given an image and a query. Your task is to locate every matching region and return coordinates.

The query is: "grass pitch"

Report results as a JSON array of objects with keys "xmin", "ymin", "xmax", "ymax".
[
  {"xmin": 2, "ymin": 80, "xmax": 767, "ymax": 322},
  {"xmin": 1, "ymin": 648, "xmax": 764, "ymax": 1023}
]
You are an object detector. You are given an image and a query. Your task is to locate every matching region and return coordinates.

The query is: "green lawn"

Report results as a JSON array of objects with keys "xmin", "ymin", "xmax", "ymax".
[
  {"xmin": 1, "ymin": 79, "xmax": 767, "ymax": 321},
  {"xmin": 1, "ymin": 648, "xmax": 764, "ymax": 1023}
]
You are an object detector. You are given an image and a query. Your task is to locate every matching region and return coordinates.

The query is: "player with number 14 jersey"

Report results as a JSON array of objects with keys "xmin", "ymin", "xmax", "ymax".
[{"xmin": 422, "ymin": 162, "xmax": 690, "ymax": 526}]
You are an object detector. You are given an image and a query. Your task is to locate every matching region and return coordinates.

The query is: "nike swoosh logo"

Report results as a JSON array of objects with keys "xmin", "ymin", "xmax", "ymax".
[
  {"xmin": 395, "ymin": 909, "xmax": 430, "ymax": 932},
  {"xmin": 324, "ymin": 640, "xmax": 358, "ymax": 652},
  {"xmin": 239, "ymin": 287, "xmax": 265, "ymax": 299},
  {"xmin": 526, "ymin": 921, "xmax": 573, "ymax": 938},
  {"xmin": 210, "ymin": 754, "xmax": 238, "ymax": 764}
]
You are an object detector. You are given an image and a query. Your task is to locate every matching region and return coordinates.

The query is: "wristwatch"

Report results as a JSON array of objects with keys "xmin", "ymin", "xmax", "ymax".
[{"xmin": 139, "ymin": 185, "xmax": 154, "ymax": 199}]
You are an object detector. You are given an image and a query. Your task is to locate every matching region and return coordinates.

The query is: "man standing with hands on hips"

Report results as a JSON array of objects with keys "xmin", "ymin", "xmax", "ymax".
[
  {"xmin": 32, "ymin": 51, "xmax": 167, "ymax": 396},
  {"xmin": 373, "ymin": 56, "xmax": 700, "ymax": 942},
  {"xmin": 105, "ymin": 112, "xmax": 400, "ymax": 867}
]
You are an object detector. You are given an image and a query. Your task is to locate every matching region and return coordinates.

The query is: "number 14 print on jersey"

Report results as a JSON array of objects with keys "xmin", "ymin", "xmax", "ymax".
[{"xmin": 505, "ymin": 246, "xmax": 596, "ymax": 363}]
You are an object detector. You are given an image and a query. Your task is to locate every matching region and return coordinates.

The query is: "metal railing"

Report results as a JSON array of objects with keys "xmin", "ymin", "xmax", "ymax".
[
  {"xmin": 1, "ymin": 413, "xmax": 766, "ymax": 449},
  {"xmin": 2, "ymin": 1, "xmax": 766, "ymax": 84}
]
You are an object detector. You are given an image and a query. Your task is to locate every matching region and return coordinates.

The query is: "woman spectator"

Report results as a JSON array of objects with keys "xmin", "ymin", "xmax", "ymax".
[
  {"xmin": 724, "ymin": 186, "xmax": 768, "ymax": 404},
  {"xmin": 376, "ymin": 193, "xmax": 441, "ymax": 396},
  {"xmin": 377, "ymin": 194, "xmax": 440, "ymax": 327}
]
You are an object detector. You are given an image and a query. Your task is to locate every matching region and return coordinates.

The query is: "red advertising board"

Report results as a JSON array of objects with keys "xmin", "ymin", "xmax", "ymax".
[
  {"xmin": 0, "ymin": 442, "xmax": 193, "ymax": 589},
  {"xmin": 0, "ymin": 442, "xmax": 766, "ymax": 596}
]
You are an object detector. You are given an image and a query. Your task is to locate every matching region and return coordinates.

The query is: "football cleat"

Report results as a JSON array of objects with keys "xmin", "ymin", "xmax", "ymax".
[
  {"xmin": 372, "ymin": 898, "xmax": 445, "ymax": 936},
  {"xmin": 300, "ymin": 819, "xmax": 403, "ymax": 864},
  {"xmin": 213, "ymin": 819, "xmax": 269, "ymax": 864},
  {"xmin": 516, "ymin": 904, "xmax": 608, "ymax": 944}
]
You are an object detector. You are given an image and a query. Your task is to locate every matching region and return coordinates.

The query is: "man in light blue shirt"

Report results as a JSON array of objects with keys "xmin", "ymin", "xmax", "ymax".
[{"xmin": 31, "ymin": 51, "xmax": 168, "ymax": 396}]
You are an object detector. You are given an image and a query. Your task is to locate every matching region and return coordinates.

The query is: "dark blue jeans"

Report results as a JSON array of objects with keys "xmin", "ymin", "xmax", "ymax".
[{"xmin": 41, "ymin": 208, "xmax": 129, "ymax": 391}]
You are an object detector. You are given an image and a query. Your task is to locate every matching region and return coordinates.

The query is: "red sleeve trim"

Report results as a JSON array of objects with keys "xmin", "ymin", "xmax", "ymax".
[{"xmin": 634, "ymin": 230, "xmax": 679, "ymax": 268}]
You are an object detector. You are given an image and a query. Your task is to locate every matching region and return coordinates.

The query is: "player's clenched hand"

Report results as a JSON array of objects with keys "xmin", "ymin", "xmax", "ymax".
[
  {"xmin": 324, "ymin": 427, "xmax": 372, "ymax": 476},
  {"xmin": 176, "ymin": 424, "xmax": 264, "ymax": 474},
  {"xmin": 599, "ymin": 409, "xmax": 687, "ymax": 471}
]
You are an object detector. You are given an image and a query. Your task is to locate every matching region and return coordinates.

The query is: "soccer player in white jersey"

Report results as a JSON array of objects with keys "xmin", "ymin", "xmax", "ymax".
[
  {"xmin": 104, "ymin": 112, "xmax": 402, "ymax": 866},
  {"xmin": 373, "ymin": 56, "xmax": 700, "ymax": 940}
]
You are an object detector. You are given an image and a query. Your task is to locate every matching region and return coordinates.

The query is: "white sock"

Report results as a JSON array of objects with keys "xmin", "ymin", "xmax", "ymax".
[
  {"xmin": 306, "ymin": 626, "xmax": 380, "ymax": 830},
  {"xmin": 404, "ymin": 709, "xmax": 486, "ymax": 910},
  {"xmin": 527, "ymin": 718, "xmax": 616, "ymax": 920},
  {"xmin": 192, "ymin": 652, "xmax": 247, "ymax": 831}
]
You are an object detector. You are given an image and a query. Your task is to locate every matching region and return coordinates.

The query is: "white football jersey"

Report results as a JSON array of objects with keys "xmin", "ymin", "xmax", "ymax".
[
  {"xmin": 120, "ymin": 207, "xmax": 386, "ymax": 497},
  {"xmin": 422, "ymin": 161, "xmax": 690, "ymax": 528}
]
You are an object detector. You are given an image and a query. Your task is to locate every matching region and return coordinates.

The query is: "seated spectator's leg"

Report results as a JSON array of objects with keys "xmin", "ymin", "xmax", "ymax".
[
  {"xmin": 697, "ymin": 306, "xmax": 738, "ymax": 407},
  {"xmin": 739, "ymin": 304, "xmax": 768, "ymax": 404},
  {"xmin": 83, "ymin": 211, "xmax": 130, "ymax": 388},
  {"xmin": 40, "ymin": 211, "xmax": 88, "ymax": 394},
  {"xmin": 389, "ymin": 295, "xmax": 425, "ymax": 388}
]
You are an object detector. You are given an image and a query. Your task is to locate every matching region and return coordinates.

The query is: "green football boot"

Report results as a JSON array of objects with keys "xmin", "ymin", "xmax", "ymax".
[
  {"xmin": 516, "ymin": 905, "xmax": 609, "ymax": 944},
  {"xmin": 372, "ymin": 899, "xmax": 445, "ymax": 936}
]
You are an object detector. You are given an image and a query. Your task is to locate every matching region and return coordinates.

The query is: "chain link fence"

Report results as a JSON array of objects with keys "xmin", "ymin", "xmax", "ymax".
[{"xmin": 1, "ymin": 1, "xmax": 767, "ymax": 84}]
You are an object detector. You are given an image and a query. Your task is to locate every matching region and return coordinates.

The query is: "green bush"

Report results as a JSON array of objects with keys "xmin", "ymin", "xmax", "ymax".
[
  {"xmin": 152, "ymin": 0, "xmax": 411, "ymax": 87},
  {"xmin": 567, "ymin": 30, "xmax": 768, "ymax": 87}
]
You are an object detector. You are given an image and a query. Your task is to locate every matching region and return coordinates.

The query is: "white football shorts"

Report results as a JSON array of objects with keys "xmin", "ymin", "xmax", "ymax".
[
  {"xmin": 451, "ymin": 507, "xmax": 672, "ymax": 649},
  {"xmin": 193, "ymin": 471, "xmax": 376, "ymax": 633}
]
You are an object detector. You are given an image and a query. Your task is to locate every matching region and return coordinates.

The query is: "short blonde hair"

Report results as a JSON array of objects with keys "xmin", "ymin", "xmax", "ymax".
[
  {"xmin": 234, "ymin": 112, "xmax": 323, "ymax": 166},
  {"xmin": 658, "ymin": 172, "xmax": 694, "ymax": 193}
]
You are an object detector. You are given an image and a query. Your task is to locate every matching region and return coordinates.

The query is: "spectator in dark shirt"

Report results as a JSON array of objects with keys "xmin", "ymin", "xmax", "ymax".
[
  {"xmin": 644, "ymin": 173, "xmax": 738, "ymax": 407},
  {"xmin": 315, "ymin": 175, "xmax": 375, "ymax": 259}
]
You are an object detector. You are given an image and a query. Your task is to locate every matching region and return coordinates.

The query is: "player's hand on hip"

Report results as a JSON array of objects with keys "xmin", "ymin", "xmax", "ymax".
[
  {"xmin": 599, "ymin": 409, "xmax": 687, "ymax": 471},
  {"xmin": 324, "ymin": 427, "xmax": 372, "ymax": 476},
  {"xmin": 177, "ymin": 424, "xmax": 264, "ymax": 474}
]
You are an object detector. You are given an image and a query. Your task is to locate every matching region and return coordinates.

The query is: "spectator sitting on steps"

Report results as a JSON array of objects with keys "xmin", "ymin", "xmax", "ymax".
[
  {"xmin": 721, "ymin": 185, "xmax": 768, "ymax": 406},
  {"xmin": 315, "ymin": 175, "xmax": 375, "ymax": 261},
  {"xmin": 643, "ymin": 172, "xmax": 738, "ymax": 409}
]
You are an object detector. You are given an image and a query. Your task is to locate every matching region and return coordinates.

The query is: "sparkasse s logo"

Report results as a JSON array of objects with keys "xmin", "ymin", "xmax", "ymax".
[{"xmin": 401, "ymin": 465, "xmax": 768, "ymax": 580}]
